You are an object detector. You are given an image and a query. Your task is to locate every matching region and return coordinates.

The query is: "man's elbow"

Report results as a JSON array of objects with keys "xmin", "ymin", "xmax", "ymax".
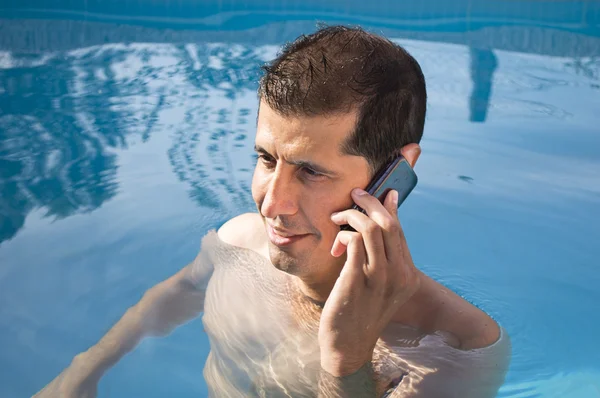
[{"xmin": 140, "ymin": 269, "xmax": 205, "ymax": 337}]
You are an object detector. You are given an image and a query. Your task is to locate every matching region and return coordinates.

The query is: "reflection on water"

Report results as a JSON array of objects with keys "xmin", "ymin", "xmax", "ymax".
[
  {"xmin": 469, "ymin": 48, "xmax": 498, "ymax": 122},
  {"xmin": 0, "ymin": 13, "xmax": 599, "ymax": 398},
  {"xmin": 565, "ymin": 57, "xmax": 600, "ymax": 83},
  {"xmin": 0, "ymin": 41, "xmax": 264, "ymax": 245},
  {"xmin": 0, "ymin": 55, "xmax": 121, "ymax": 243},
  {"xmin": 2, "ymin": 22, "xmax": 599, "ymax": 245}
]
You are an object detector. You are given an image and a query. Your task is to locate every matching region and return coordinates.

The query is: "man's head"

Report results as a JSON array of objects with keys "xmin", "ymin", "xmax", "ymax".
[{"xmin": 251, "ymin": 26, "xmax": 427, "ymax": 292}]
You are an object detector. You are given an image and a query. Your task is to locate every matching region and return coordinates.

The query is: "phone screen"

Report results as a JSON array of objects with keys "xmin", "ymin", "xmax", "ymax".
[{"xmin": 340, "ymin": 156, "xmax": 417, "ymax": 231}]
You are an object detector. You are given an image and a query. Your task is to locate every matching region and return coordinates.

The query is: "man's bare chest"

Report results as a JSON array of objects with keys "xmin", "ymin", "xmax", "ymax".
[{"xmin": 203, "ymin": 266, "xmax": 437, "ymax": 396}]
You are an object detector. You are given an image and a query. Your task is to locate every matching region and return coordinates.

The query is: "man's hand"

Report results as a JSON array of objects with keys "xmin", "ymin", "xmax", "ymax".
[{"xmin": 319, "ymin": 188, "xmax": 420, "ymax": 377}]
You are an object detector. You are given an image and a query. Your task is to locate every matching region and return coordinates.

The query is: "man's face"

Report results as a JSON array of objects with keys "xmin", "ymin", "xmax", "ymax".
[{"xmin": 252, "ymin": 101, "xmax": 371, "ymax": 285}]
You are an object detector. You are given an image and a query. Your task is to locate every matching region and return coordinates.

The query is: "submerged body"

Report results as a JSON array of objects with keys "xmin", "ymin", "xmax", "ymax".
[
  {"xmin": 35, "ymin": 219, "xmax": 510, "ymax": 398},
  {"xmin": 193, "ymin": 214, "xmax": 510, "ymax": 397}
]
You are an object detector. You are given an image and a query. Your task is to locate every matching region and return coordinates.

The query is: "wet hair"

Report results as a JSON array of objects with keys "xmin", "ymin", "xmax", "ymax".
[{"xmin": 259, "ymin": 25, "xmax": 427, "ymax": 174}]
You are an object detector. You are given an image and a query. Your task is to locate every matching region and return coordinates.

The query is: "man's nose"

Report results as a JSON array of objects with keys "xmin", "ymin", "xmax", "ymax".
[{"xmin": 261, "ymin": 169, "xmax": 299, "ymax": 219}]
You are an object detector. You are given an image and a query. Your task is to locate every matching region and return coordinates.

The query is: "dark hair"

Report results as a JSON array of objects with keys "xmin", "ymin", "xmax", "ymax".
[{"xmin": 259, "ymin": 25, "xmax": 427, "ymax": 175}]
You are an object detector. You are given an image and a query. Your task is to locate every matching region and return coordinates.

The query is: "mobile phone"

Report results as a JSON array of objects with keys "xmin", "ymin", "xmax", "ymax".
[{"xmin": 340, "ymin": 156, "xmax": 417, "ymax": 231}]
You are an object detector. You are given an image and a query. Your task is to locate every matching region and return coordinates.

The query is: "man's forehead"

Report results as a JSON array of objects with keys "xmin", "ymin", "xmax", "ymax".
[{"xmin": 255, "ymin": 102, "xmax": 357, "ymax": 156}]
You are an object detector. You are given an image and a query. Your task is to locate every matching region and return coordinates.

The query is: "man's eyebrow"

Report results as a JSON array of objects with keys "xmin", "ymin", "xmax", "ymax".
[
  {"xmin": 289, "ymin": 159, "xmax": 337, "ymax": 176},
  {"xmin": 253, "ymin": 145, "xmax": 337, "ymax": 176},
  {"xmin": 254, "ymin": 144, "xmax": 269, "ymax": 154}
]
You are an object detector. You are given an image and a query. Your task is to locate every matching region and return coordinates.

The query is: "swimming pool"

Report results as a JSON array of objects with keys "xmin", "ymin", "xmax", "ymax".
[{"xmin": 1, "ymin": 1, "xmax": 599, "ymax": 397}]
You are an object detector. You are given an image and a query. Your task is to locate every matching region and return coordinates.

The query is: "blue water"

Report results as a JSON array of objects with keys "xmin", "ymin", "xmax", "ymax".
[{"xmin": 1, "ymin": 1, "xmax": 600, "ymax": 397}]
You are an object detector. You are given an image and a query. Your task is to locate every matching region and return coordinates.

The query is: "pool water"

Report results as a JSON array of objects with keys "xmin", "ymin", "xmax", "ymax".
[{"xmin": 1, "ymin": 1, "xmax": 599, "ymax": 397}]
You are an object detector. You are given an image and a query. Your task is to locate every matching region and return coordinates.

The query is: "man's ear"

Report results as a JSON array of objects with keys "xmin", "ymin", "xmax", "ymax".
[{"xmin": 400, "ymin": 143, "xmax": 421, "ymax": 168}]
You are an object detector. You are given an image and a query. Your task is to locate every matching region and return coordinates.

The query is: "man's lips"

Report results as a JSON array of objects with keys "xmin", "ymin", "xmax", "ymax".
[{"xmin": 266, "ymin": 224, "xmax": 310, "ymax": 246}]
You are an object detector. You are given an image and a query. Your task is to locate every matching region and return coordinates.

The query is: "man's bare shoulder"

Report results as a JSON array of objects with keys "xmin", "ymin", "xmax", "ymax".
[
  {"xmin": 217, "ymin": 212, "xmax": 267, "ymax": 253},
  {"xmin": 425, "ymin": 276, "xmax": 501, "ymax": 350},
  {"xmin": 395, "ymin": 274, "xmax": 502, "ymax": 351}
]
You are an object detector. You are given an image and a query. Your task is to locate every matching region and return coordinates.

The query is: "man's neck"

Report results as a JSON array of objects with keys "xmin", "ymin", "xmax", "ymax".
[
  {"xmin": 276, "ymin": 251, "xmax": 346, "ymax": 306},
  {"xmin": 293, "ymin": 275, "xmax": 336, "ymax": 307}
]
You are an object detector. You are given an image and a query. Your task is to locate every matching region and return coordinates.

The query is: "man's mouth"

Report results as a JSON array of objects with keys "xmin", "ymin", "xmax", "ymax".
[{"xmin": 266, "ymin": 224, "xmax": 310, "ymax": 246}]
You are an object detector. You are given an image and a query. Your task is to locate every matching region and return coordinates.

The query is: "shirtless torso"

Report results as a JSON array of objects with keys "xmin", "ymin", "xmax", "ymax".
[{"xmin": 191, "ymin": 212, "xmax": 510, "ymax": 397}]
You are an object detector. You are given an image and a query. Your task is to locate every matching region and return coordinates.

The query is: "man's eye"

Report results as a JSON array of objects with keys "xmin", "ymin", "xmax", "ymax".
[
  {"xmin": 258, "ymin": 154, "xmax": 275, "ymax": 167},
  {"xmin": 302, "ymin": 167, "xmax": 323, "ymax": 178}
]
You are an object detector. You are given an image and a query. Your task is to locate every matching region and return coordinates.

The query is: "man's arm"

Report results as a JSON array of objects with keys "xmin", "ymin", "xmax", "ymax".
[
  {"xmin": 387, "ymin": 331, "xmax": 511, "ymax": 398},
  {"xmin": 318, "ymin": 362, "xmax": 377, "ymax": 397},
  {"xmin": 81, "ymin": 265, "xmax": 207, "ymax": 368},
  {"xmin": 34, "ymin": 252, "xmax": 213, "ymax": 398},
  {"xmin": 315, "ymin": 182, "xmax": 511, "ymax": 398},
  {"xmin": 317, "ymin": 329, "xmax": 510, "ymax": 398}
]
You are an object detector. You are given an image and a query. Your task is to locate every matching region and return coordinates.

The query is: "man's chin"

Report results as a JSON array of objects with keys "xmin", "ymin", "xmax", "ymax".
[{"xmin": 268, "ymin": 243, "xmax": 303, "ymax": 274}]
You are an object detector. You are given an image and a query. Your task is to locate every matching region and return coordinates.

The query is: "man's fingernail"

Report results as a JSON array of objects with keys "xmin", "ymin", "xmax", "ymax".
[
  {"xmin": 392, "ymin": 190, "xmax": 399, "ymax": 206},
  {"xmin": 331, "ymin": 212, "xmax": 339, "ymax": 218},
  {"xmin": 353, "ymin": 188, "xmax": 368, "ymax": 196}
]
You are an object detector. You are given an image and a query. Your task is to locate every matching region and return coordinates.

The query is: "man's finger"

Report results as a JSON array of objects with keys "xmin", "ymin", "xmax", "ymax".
[
  {"xmin": 350, "ymin": 189, "xmax": 402, "ymax": 261},
  {"xmin": 333, "ymin": 231, "xmax": 367, "ymax": 283},
  {"xmin": 380, "ymin": 189, "xmax": 405, "ymax": 262},
  {"xmin": 331, "ymin": 207, "xmax": 385, "ymax": 275},
  {"xmin": 331, "ymin": 230, "xmax": 352, "ymax": 258},
  {"xmin": 383, "ymin": 189, "xmax": 399, "ymax": 220}
]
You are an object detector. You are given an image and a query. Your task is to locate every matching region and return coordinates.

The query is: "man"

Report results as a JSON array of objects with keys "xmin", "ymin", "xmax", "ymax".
[{"xmin": 36, "ymin": 25, "xmax": 510, "ymax": 397}]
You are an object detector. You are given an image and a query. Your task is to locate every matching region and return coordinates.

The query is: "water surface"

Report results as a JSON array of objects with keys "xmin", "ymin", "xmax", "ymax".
[{"xmin": 1, "ymin": 2, "xmax": 599, "ymax": 397}]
